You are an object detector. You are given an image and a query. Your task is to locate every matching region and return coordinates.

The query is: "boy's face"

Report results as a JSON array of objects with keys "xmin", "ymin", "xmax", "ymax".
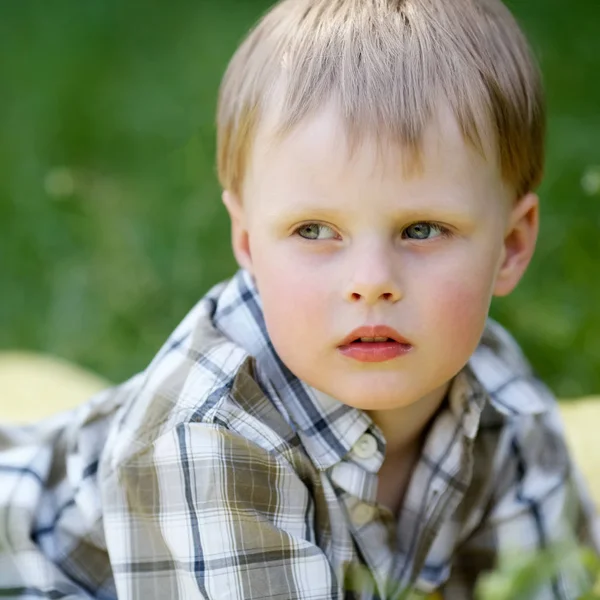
[{"xmin": 224, "ymin": 102, "xmax": 538, "ymax": 413}]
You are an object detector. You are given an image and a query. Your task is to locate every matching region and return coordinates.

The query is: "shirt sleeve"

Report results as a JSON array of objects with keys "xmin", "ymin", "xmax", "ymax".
[
  {"xmin": 444, "ymin": 396, "xmax": 600, "ymax": 599},
  {"xmin": 100, "ymin": 422, "xmax": 340, "ymax": 600}
]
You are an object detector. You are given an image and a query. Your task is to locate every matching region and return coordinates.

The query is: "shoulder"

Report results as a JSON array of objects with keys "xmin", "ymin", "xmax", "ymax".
[
  {"xmin": 100, "ymin": 287, "xmax": 300, "ymax": 474},
  {"xmin": 467, "ymin": 319, "xmax": 574, "ymax": 500},
  {"xmin": 453, "ymin": 321, "xmax": 585, "ymax": 543},
  {"xmin": 464, "ymin": 318, "xmax": 570, "ymax": 498}
]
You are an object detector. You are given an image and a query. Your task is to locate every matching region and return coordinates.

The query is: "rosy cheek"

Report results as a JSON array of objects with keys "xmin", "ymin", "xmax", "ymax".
[
  {"xmin": 427, "ymin": 276, "xmax": 490, "ymax": 352},
  {"xmin": 256, "ymin": 265, "xmax": 324, "ymax": 336}
]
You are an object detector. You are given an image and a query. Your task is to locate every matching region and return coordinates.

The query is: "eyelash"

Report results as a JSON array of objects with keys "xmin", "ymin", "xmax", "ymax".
[{"xmin": 292, "ymin": 221, "xmax": 454, "ymax": 241}]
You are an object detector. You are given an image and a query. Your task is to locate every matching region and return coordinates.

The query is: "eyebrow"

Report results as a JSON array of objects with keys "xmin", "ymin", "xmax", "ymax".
[{"xmin": 277, "ymin": 205, "xmax": 476, "ymax": 225}]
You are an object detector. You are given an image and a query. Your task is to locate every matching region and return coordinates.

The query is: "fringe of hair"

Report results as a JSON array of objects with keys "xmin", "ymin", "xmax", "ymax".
[{"xmin": 217, "ymin": 0, "xmax": 545, "ymax": 199}]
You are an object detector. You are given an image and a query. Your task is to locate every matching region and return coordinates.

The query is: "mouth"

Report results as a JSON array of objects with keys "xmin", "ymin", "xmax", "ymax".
[
  {"xmin": 338, "ymin": 325, "xmax": 412, "ymax": 347},
  {"xmin": 348, "ymin": 336, "xmax": 397, "ymax": 344},
  {"xmin": 337, "ymin": 325, "xmax": 412, "ymax": 363}
]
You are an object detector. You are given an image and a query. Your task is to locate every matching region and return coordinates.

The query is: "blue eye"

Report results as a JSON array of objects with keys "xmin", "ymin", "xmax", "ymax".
[
  {"xmin": 403, "ymin": 222, "xmax": 448, "ymax": 240},
  {"xmin": 296, "ymin": 223, "xmax": 337, "ymax": 240}
]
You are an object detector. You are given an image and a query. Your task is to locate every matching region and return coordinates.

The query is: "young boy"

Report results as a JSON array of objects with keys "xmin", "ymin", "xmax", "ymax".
[{"xmin": 1, "ymin": 0, "xmax": 598, "ymax": 598}]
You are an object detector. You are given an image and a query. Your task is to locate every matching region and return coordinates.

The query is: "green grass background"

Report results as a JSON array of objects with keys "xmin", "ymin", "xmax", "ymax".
[{"xmin": 1, "ymin": 0, "xmax": 599, "ymax": 398}]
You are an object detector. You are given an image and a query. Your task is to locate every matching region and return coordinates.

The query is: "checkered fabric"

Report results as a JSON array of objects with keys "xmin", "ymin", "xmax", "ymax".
[{"xmin": 1, "ymin": 269, "xmax": 598, "ymax": 599}]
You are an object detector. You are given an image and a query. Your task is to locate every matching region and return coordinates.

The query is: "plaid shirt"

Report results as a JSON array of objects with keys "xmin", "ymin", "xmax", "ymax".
[{"xmin": 1, "ymin": 269, "xmax": 598, "ymax": 600}]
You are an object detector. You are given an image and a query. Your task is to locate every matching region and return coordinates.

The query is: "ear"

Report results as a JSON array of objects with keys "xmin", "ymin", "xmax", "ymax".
[
  {"xmin": 222, "ymin": 190, "xmax": 254, "ymax": 274},
  {"xmin": 493, "ymin": 193, "xmax": 539, "ymax": 297}
]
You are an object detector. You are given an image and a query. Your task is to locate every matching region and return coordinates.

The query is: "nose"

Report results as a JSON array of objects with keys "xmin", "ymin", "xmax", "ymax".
[{"xmin": 343, "ymin": 244, "xmax": 403, "ymax": 305}]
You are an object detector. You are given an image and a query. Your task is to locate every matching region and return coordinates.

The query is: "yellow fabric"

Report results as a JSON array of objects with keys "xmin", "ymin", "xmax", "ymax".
[
  {"xmin": 0, "ymin": 351, "xmax": 110, "ymax": 423},
  {"xmin": 559, "ymin": 396, "xmax": 600, "ymax": 509}
]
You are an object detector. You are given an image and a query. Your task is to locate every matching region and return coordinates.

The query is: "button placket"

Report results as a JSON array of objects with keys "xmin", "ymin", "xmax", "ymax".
[
  {"xmin": 353, "ymin": 433, "xmax": 378, "ymax": 460},
  {"xmin": 351, "ymin": 502, "xmax": 377, "ymax": 527}
]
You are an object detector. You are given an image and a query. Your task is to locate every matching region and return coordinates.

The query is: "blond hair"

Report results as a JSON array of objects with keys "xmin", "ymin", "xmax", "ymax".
[{"xmin": 217, "ymin": 0, "xmax": 545, "ymax": 199}]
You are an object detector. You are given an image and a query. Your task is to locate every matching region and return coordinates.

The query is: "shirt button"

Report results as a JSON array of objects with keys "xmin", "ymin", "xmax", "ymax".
[
  {"xmin": 353, "ymin": 433, "xmax": 378, "ymax": 459},
  {"xmin": 351, "ymin": 502, "xmax": 376, "ymax": 526}
]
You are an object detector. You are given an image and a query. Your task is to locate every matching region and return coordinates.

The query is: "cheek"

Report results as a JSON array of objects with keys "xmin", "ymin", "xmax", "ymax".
[
  {"xmin": 423, "ymin": 264, "xmax": 494, "ymax": 356},
  {"xmin": 253, "ymin": 257, "xmax": 329, "ymax": 349},
  {"xmin": 435, "ymin": 281, "xmax": 487, "ymax": 328}
]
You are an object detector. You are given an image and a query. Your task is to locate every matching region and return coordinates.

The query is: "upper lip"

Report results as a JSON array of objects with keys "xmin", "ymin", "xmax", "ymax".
[{"xmin": 339, "ymin": 325, "xmax": 412, "ymax": 346}]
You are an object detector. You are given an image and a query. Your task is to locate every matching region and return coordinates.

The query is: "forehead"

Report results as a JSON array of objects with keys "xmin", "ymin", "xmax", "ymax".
[{"xmin": 244, "ymin": 100, "xmax": 510, "ymax": 215}]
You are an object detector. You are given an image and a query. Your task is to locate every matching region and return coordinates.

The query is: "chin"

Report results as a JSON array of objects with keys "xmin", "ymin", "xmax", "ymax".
[{"xmin": 332, "ymin": 384, "xmax": 420, "ymax": 412}]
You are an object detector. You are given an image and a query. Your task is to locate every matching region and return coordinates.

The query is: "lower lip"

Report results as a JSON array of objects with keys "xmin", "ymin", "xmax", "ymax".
[{"xmin": 338, "ymin": 342, "xmax": 412, "ymax": 363}]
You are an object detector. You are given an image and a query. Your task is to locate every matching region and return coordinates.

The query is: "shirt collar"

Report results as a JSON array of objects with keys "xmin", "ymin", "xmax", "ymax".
[
  {"xmin": 445, "ymin": 364, "xmax": 488, "ymax": 440},
  {"xmin": 441, "ymin": 322, "xmax": 548, "ymax": 442},
  {"xmin": 212, "ymin": 269, "xmax": 373, "ymax": 470},
  {"xmin": 467, "ymin": 320, "xmax": 548, "ymax": 417}
]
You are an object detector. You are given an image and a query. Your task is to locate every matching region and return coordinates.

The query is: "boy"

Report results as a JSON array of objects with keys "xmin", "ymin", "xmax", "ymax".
[{"xmin": 1, "ymin": 0, "xmax": 598, "ymax": 598}]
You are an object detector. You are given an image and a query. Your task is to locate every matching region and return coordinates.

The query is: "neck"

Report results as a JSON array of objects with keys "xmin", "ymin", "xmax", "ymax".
[{"xmin": 367, "ymin": 381, "xmax": 450, "ymax": 458}]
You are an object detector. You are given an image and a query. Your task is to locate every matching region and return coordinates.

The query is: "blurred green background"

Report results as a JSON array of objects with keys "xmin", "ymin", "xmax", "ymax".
[{"xmin": 0, "ymin": 0, "xmax": 599, "ymax": 398}]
